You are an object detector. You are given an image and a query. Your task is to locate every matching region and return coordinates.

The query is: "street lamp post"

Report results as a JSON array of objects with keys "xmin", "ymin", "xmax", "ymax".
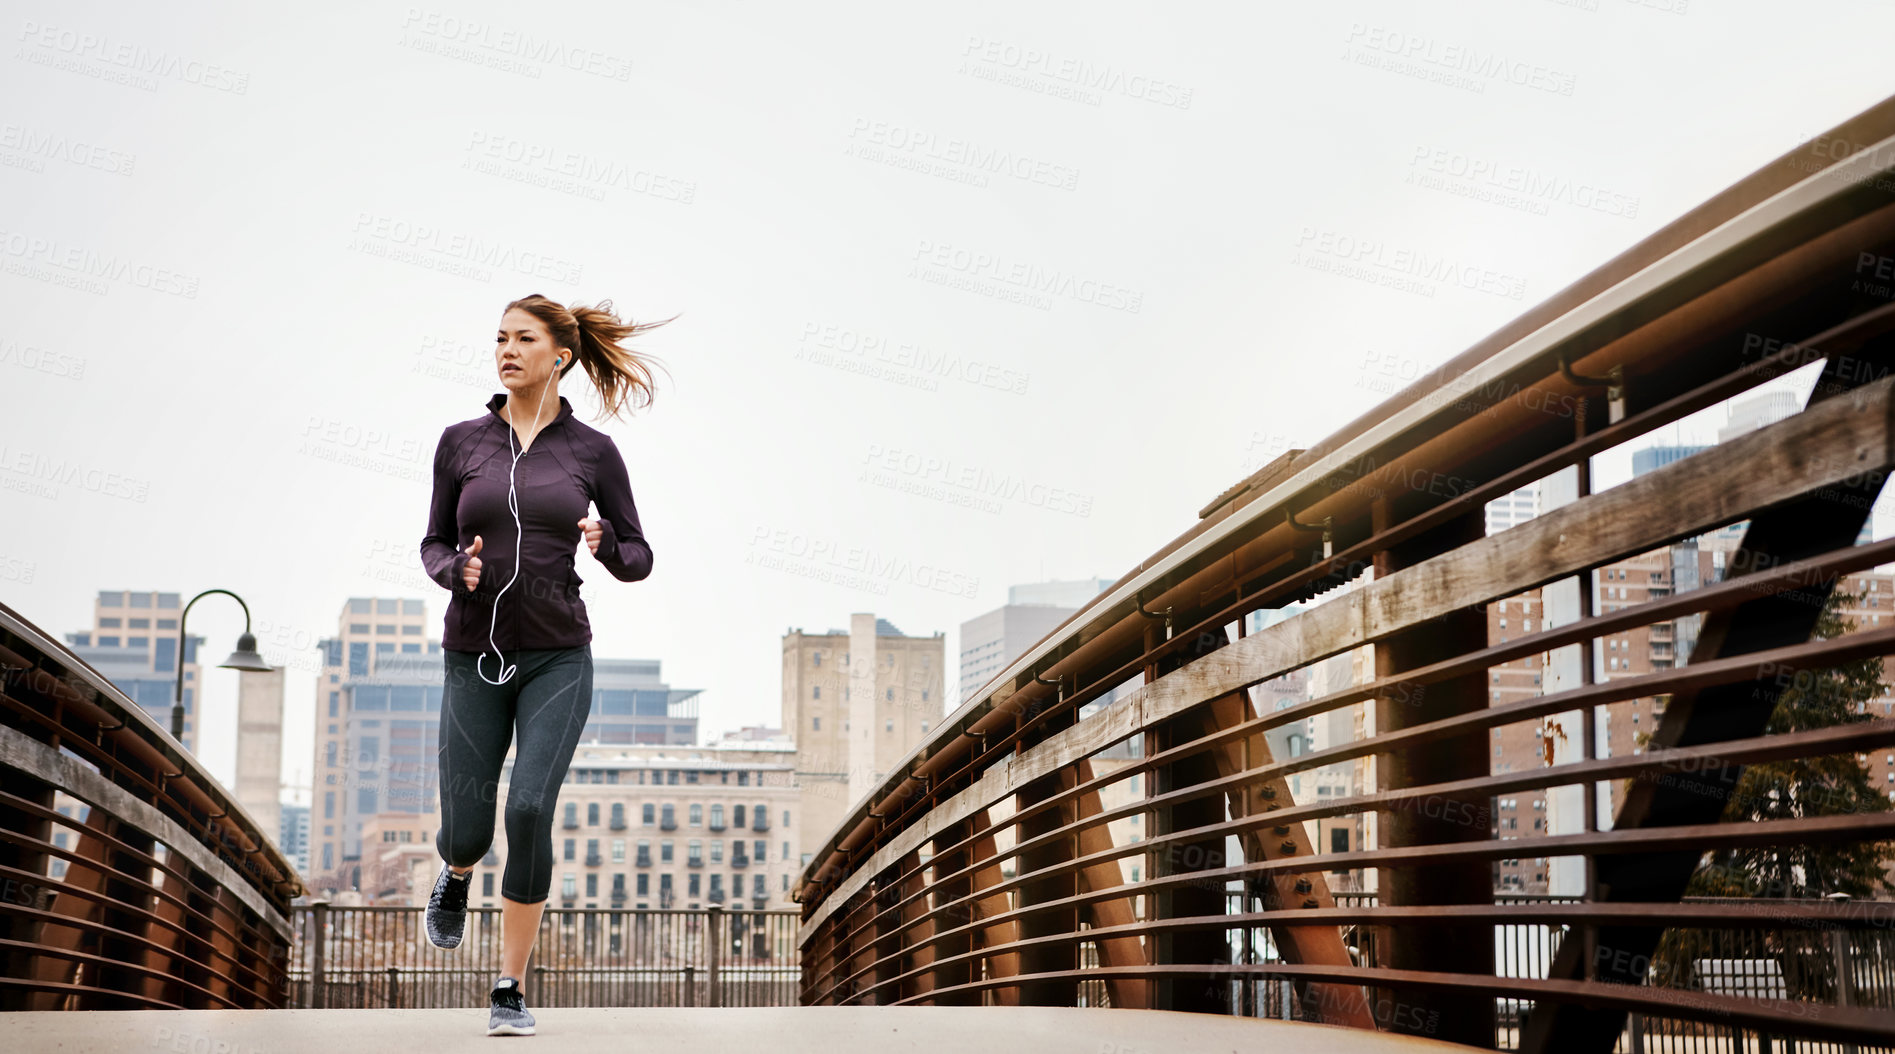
[{"xmin": 171, "ymin": 588, "xmax": 273, "ymax": 744}]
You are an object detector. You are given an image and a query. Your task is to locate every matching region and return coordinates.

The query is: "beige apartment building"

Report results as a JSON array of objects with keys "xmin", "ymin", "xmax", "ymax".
[
  {"xmin": 428, "ymin": 744, "xmax": 803, "ymax": 911},
  {"xmin": 782, "ymin": 614, "xmax": 943, "ymax": 864}
]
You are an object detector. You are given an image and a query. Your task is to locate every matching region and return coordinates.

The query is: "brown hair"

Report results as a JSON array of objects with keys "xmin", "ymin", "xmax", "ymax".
[{"xmin": 504, "ymin": 293, "xmax": 675, "ymax": 422}]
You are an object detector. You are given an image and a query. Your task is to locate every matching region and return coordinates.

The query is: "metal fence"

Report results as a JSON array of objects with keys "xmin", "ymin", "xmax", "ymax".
[{"xmin": 288, "ymin": 903, "xmax": 800, "ymax": 1009}]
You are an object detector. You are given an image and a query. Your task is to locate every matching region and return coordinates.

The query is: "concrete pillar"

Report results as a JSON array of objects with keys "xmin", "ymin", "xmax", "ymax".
[
  {"xmin": 236, "ymin": 666, "xmax": 284, "ymax": 838},
  {"xmin": 848, "ymin": 613, "xmax": 878, "ymax": 804}
]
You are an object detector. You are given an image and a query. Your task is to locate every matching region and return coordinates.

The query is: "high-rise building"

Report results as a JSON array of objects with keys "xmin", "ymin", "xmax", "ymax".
[
  {"xmin": 959, "ymin": 578, "xmax": 1115, "ymax": 703},
  {"xmin": 309, "ymin": 595, "xmax": 702, "ymax": 895},
  {"xmin": 782, "ymin": 615, "xmax": 942, "ymax": 865},
  {"xmin": 310, "ymin": 597, "xmax": 435, "ymax": 890},
  {"xmin": 1718, "ymin": 390, "xmax": 1801, "ymax": 442},
  {"xmin": 1485, "ymin": 483, "xmax": 1540, "ymax": 535},
  {"xmin": 278, "ymin": 803, "xmax": 311, "ymax": 876},
  {"xmin": 63, "ymin": 590, "xmax": 205, "ymax": 753},
  {"xmin": 1630, "ymin": 445, "xmax": 1708, "ymax": 478}
]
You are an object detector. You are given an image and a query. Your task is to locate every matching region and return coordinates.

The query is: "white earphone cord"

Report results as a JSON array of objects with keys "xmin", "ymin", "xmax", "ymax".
[{"xmin": 477, "ymin": 360, "xmax": 558, "ymax": 686}]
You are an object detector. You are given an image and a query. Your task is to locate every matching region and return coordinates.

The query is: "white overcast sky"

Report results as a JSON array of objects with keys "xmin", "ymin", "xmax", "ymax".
[{"xmin": 4, "ymin": 1, "xmax": 1893, "ymax": 805}]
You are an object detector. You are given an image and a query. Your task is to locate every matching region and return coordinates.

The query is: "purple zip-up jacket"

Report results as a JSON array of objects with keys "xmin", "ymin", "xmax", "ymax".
[{"xmin": 421, "ymin": 392, "xmax": 653, "ymax": 652}]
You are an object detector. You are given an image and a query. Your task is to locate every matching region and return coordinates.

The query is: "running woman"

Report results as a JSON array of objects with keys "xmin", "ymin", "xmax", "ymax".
[{"xmin": 418, "ymin": 293, "xmax": 669, "ymax": 1036}]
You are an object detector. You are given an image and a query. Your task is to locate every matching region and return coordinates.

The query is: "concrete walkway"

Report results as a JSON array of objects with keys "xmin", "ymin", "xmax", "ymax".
[{"xmin": 4, "ymin": 1006, "xmax": 1476, "ymax": 1052}]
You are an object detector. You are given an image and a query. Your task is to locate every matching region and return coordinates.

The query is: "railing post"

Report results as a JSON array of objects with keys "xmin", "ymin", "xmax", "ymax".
[
  {"xmin": 385, "ymin": 965, "xmax": 398, "ymax": 1008},
  {"xmin": 683, "ymin": 964, "xmax": 697, "ymax": 1007},
  {"xmin": 1370, "ymin": 495, "xmax": 1495, "ymax": 1045},
  {"xmin": 309, "ymin": 901, "xmax": 328, "ymax": 1009},
  {"xmin": 1832, "ymin": 923, "xmax": 1859, "ymax": 1054},
  {"xmin": 708, "ymin": 906, "xmax": 723, "ymax": 1008}
]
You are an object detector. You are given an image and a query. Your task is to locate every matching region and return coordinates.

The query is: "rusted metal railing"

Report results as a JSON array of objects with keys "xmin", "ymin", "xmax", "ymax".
[
  {"xmin": 793, "ymin": 93, "xmax": 1895, "ymax": 1054},
  {"xmin": 0, "ymin": 600, "xmax": 302, "ymax": 1009}
]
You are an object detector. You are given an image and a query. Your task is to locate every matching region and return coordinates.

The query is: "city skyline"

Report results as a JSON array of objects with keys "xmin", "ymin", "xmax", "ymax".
[
  {"xmin": 11, "ymin": 4, "xmax": 1895, "ymax": 841},
  {"xmin": 59, "ymin": 386, "xmax": 1895, "ymax": 817}
]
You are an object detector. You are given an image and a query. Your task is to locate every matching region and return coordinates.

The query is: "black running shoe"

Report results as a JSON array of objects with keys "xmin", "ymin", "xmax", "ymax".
[
  {"xmin": 487, "ymin": 976, "xmax": 536, "ymax": 1036},
  {"xmin": 424, "ymin": 864, "xmax": 471, "ymax": 949}
]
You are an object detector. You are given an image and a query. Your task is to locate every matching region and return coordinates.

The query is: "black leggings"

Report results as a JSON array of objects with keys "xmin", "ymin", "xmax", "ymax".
[{"xmin": 435, "ymin": 644, "xmax": 593, "ymax": 903}]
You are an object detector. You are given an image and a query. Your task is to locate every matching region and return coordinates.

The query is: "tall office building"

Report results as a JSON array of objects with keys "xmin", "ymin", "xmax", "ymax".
[
  {"xmin": 63, "ymin": 590, "xmax": 205, "ymax": 754},
  {"xmin": 1718, "ymin": 389, "xmax": 1801, "ymax": 442},
  {"xmin": 309, "ymin": 597, "xmax": 435, "ymax": 889},
  {"xmin": 309, "ymin": 595, "xmax": 702, "ymax": 895},
  {"xmin": 278, "ymin": 803, "xmax": 311, "ymax": 876},
  {"xmin": 959, "ymin": 578, "xmax": 1115, "ymax": 704},
  {"xmin": 1484, "ymin": 483, "xmax": 1540, "ymax": 534},
  {"xmin": 1630, "ymin": 445, "xmax": 1708, "ymax": 477},
  {"xmin": 782, "ymin": 615, "xmax": 942, "ymax": 864}
]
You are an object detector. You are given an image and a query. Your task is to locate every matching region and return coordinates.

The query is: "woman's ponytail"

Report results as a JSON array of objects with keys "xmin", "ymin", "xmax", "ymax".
[{"xmin": 505, "ymin": 293, "xmax": 675, "ymax": 423}]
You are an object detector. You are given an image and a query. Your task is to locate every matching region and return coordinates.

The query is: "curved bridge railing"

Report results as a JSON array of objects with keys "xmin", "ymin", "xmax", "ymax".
[
  {"xmin": 793, "ymin": 93, "xmax": 1895, "ymax": 1052},
  {"xmin": 0, "ymin": 599, "xmax": 302, "ymax": 1009}
]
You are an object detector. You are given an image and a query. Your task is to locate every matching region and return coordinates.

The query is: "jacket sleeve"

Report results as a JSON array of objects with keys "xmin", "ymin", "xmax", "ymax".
[
  {"xmin": 589, "ymin": 438, "xmax": 654, "ymax": 582},
  {"xmin": 420, "ymin": 428, "xmax": 472, "ymax": 593}
]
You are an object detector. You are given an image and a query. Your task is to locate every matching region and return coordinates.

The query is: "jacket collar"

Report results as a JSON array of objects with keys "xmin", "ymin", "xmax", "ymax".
[{"xmin": 486, "ymin": 391, "xmax": 574, "ymax": 432}]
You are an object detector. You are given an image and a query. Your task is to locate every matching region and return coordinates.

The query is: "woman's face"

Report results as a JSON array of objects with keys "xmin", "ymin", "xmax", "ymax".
[{"xmin": 495, "ymin": 307, "xmax": 565, "ymax": 392}]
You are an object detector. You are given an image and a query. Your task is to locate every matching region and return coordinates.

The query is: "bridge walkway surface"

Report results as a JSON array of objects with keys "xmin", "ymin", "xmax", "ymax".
[{"xmin": 3, "ymin": 1006, "xmax": 1474, "ymax": 1052}]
